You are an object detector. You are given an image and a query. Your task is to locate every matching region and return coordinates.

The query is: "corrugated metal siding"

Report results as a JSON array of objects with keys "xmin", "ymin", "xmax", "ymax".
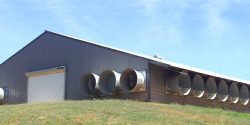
[
  {"xmin": 0, "ymin": 32, "xmax": 149, "ymax": 104},
  {"xmin": 150, "ymin": 64, "xmax": 250, "ymax": 112}
]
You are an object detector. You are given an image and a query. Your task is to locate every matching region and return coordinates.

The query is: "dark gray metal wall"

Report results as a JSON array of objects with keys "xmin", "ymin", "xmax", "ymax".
[
  {"xmin": 0, "ymin": 31, "xmax": 149, "ymax": 104},
  {"xmin": 150, "ymin": 64, "xmax": 250, "ymax": 112}
]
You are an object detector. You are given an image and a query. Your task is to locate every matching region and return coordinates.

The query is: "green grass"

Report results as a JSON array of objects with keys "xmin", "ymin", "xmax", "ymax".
[{"xmin": 0, "ymin": 99, "xmax": 249, "ymax": 125}]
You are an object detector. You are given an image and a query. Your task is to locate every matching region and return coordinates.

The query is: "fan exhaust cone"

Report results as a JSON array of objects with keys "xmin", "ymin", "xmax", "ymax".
[
  {"xmin": 120, "ymin": 68, "xmax": 145, "ymax": 92},
  {"xmin": 0, "ymin": 88, "xmax": 4, "ymax": 100},
  {"xmin": 217, "ymin": 80, "xmax": 229, "ymax": 102},
  {"xmin": 191, "ymin": 75, "xmax": 205, "ymax": 98},
  {"xmin": 204, "ymin": 77, "xmax": 217, "ymax": 100},
  {"xmin": 98, "ymin": 70, "xmax": 121, "ymax": 95},
  {"xmin": 239, "ymin": 85, "xmax": 249, "ymax": 105},
  {"xmin": 228, "ymin": 82, "xmax": 239, "ymax": 103},
  {"xmin": 166, "ymin": 72, "xmax": 191, "ymax": 96},
  {"xmin": 81, "ymin": 73, "xmax": 100, "ymax": 96}
]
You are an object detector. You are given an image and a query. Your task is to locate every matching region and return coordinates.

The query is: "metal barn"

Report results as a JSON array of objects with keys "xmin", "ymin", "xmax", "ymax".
[{"xmin": 0, "ymin": 31, "xmax": 249, "ymax": 112}]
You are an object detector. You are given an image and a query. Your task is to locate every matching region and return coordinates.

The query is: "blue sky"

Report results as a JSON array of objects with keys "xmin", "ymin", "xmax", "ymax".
[{"xmin": 1, "ymin": 0, "xmax": 250, "ymax": 80}]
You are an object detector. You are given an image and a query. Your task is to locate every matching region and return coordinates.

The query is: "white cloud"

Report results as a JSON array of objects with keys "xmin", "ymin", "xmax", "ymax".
[
  {"xmin": 136, "ymin": 0, "xmax": 245, "ymax": 45},
  {"xmin": 44, "ymin": 0, "xmax": 84, "ymax": 32},
  {"xmin": 200, "ymin": 0, "xmax": 244, "ymax": 42},
  {"xmin": 0, "ymin": 0, "xmax": 8, "ymax": 19},
  {"xmin": 201, "ymin": 1, "xmax": 231, "ymax": 40},
  {"xmin": 135, "ymin": 0, "xmax": 192, "ymax": 47},
  {"xmin": 25, "ymin": 0, "xmax": 88, "ymax": 35},
  {"xmin": 137, "ymin": 0, "xmax": 160, "ymax": 16}
]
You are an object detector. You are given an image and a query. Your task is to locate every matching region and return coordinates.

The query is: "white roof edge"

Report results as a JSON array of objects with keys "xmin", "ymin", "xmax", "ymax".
[
  {"xmin": 51, "ymin": 31, "xmax": 250, "ymax": 85},
  {"xmin": 156, "ymin": 59, "xmax": 250, "ymax": 85}
]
